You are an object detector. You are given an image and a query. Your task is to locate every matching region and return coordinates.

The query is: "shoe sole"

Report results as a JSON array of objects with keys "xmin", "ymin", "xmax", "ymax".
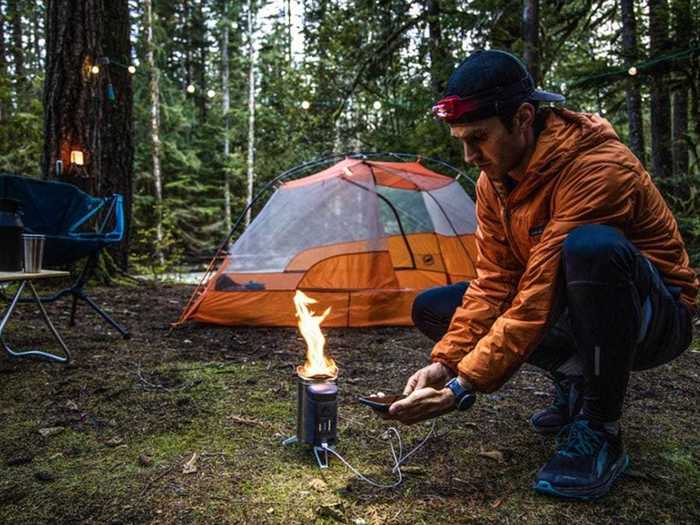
[{"xmin": 533, "ymin": 454, "xmax": 630, "ymax": 501}]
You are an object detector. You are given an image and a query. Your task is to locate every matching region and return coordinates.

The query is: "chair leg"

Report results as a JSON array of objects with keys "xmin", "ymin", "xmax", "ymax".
[{"xmin": 74, "ymin": 291, "xmax": 130, "ymax": 339}]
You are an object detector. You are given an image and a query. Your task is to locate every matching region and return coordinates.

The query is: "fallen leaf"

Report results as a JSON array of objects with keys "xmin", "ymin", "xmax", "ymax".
[
  {"xmin": 308, "ymin": 478, "xmax": 327, "ymax": 491},
  {"xmin": 266, "ymin": 507, "xmax": 274, "ymax": 514},
  {"xmin": 66, "ymin": 400, "xmax": 79, "ymax": 411},
  {"xmin": 318, "ymin": 502, "xmax": 344, "ymax": 521},
  {"xmin": 38, "ymin": 427, "xmax": 64, "ymax": 437},
  {"xmin": 229, "ymin": 415, "xmax": 264, "ymax": 427},
  {"xmin": 106, "ymin": 437, "xmax": 124, "ymax": 447},
  {"xmin": 353, "ymin": 519, "xmax": 367, "ymax": 525},
  {"xmin": 490, "ymin": 497, "xmax": 505, "ymax": 508},
  {"xmin": 139, "ymin": 454, "xmax": 153, "ymax": 467},
  {"xmin": 183, "ymin": 452, "xmax": 198, "ymax": 474},
  {"xmin": 478, "ymin": 445, "xmax": 505, "ymax": 463}
]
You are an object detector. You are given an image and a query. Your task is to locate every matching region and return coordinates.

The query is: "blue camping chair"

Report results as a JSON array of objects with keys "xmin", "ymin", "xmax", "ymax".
[{"xmin": 0, "ymin": 173, "xmax": 129, "ymax": 338}]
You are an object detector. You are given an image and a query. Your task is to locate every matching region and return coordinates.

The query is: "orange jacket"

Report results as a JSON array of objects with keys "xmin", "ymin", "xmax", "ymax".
[{"xmin": 431, "ymin": 108, "xmax": 699, "ymax": 393}]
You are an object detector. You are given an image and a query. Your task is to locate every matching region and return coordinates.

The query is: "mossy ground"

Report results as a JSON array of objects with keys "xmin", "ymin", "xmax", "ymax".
[{"xmin": 0, "ymin": 282, "xmax": 698, "ymax": 524}]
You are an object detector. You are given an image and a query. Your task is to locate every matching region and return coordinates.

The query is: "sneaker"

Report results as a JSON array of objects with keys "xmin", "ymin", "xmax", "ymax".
[
  {"xmin": 530, "ymin": 375, "xmax": 583, "ymax": 434},
  {"xmin": 533, "ymin": 418, "xmax": 629, "ymax": 500}
]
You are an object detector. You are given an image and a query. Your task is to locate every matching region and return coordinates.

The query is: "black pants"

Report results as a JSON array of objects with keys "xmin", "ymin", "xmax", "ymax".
[{"xmin": 412, "ymin": 225, "xmax": 693, "ymax": 422}]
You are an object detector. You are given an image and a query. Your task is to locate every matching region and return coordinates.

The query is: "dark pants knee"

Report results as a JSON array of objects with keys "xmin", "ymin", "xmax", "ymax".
[{"xmin": 412, "ymin": 281, "xmax": 469, "ymax": 342}]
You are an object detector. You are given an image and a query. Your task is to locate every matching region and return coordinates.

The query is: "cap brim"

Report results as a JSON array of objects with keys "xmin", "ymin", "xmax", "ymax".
[{"xmin": 530, "ymin": 89, "xmax": 565, "ymax": 103}]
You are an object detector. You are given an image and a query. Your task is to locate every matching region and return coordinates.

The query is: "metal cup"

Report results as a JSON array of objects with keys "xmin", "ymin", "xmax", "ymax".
[{"xmin": 22, "ymin": 234, "xmax": 45, "ymax": 273}]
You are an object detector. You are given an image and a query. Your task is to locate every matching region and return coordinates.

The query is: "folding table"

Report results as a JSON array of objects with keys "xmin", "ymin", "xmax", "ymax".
[{"xmin": 0, "ymin": 270, "xmax": 71, "ymax": 363}]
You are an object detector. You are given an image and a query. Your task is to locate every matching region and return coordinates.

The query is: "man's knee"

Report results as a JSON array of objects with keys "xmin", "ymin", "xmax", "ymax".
[
  {"xmin": 411, "ymin": 288, "xmax": 432, "ymax": 327},
  {"xmin": 563, "ymin": 225, "xmax": 636, "ymax": 281},
  {"xmin": 563, "ymin": 224, "xmax": 626, "ymax": 261}
]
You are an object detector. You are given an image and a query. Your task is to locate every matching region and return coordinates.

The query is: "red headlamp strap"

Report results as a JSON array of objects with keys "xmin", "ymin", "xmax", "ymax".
[{"xmin": 432, "ymin": 77, "xmax": 533, "ymax": 123}]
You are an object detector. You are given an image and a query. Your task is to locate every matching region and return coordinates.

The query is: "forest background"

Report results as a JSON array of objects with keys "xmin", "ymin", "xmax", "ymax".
[{"xmin": 0, "ymin": 0, "xmax": 698, "ymax": 276}]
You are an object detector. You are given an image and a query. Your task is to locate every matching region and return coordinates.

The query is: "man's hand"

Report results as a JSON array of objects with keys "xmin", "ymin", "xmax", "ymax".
[
  {"xmin": 386, "ymin": 387, "xmax": 455, "ymax": 425},
  {"xmin": 402, "ymin": 362, "xmax": 456, "ymax": 396}
]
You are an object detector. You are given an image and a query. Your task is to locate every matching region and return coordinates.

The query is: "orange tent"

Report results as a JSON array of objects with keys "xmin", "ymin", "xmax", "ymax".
[{"xmin": 178, "ymin": 156, "xmax": 478, "ymax": 327}]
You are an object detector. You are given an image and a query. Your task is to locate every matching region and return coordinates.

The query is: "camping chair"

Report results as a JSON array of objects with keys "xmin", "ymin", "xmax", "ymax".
[{"xmin": 0, "ymin": 173, "xmax": 129, "ymax": 339}]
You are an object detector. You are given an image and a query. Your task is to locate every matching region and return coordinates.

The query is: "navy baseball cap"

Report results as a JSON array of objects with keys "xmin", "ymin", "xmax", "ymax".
[{"xmin": 433, "ymin": 49, "xmax": 565, "ymax": 124}]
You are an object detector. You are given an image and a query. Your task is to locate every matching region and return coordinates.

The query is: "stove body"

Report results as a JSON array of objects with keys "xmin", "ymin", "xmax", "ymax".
[{"xmin": 284, "ymin": 376, "xmax": 338, "ymax": 468}]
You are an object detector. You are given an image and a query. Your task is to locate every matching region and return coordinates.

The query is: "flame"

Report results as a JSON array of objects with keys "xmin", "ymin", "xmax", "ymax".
[{"xmin": 293, "ymin": 290, "xmax": 337, "ymax": 380}]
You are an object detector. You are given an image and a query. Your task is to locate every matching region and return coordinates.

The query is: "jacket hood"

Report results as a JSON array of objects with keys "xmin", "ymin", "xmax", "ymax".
[{"xmin": 510, "ymin": 108, "xmax": 621, "ymax": 202}]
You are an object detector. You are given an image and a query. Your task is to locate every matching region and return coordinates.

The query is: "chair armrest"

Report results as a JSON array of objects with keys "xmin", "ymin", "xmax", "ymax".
[{"xmin": 103, "ymin": 194, "xmax": 125, "ymax": 241}]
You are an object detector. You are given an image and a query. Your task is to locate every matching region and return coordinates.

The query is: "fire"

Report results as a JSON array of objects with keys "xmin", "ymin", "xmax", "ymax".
[{"xmin": 293, "ymin": 290, "xmax": 337, "ymax": 380}]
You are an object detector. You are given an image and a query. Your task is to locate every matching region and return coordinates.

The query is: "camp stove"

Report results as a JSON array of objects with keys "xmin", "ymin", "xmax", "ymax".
[
  {"xmin": 285, "ymin": 290, "xmax": 339, "ymax": 468},
  {"xmin": 283, "ymin": 374, "xmax": 338, "ymax": 468}
]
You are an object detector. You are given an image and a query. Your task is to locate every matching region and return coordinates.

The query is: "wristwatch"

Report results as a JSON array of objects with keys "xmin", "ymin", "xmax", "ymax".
[{"xmin": 446, "ymin": 377, "xmax": 476, "ymax": 411}]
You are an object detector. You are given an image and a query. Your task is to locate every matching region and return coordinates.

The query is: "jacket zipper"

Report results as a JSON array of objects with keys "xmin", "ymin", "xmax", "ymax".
[{"xmin": 499, "ymin": 197, "xmax": 527, "ymax": 267}]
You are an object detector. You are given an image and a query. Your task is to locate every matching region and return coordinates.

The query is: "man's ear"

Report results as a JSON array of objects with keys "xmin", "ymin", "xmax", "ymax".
[{"xmin": 516, "ymin": 102, "xmax": 536, "ymax": 131}]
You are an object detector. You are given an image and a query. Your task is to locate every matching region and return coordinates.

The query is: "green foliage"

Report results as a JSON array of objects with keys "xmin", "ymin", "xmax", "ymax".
[{"xmin": 0, "ymin": 0, "xmax": 699, "ymax": 268}]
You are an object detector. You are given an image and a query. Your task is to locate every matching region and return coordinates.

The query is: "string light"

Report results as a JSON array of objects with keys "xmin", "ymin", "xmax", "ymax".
[
  {"xmin": 128, "ymin": 65, "xmax": 136, "ymax": 74},
  {"xmin": 373, "ymin": 100, "xmax": 382, "ymax": 110},
  {"xmin": 207, "ymin": 89, "xmax": 216, "ymax": 98},
  {"xmin": 571, "ymin": 44, "xmax": 700, "ymax": 88},
  {"xmin": 186, "ymin": 84, "xmax": 196, "ymax": 94},
  {"xmin": 91, "ymin": 65, "xmax": 100, "ymax": 75},
  {"xmin": 301, "ymin": 100, "xmax": 310, "ymax": 110}
]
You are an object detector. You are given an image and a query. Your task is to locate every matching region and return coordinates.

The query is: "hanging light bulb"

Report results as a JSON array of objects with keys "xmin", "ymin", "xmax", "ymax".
[
  {"xmin": 373, "ymin": 100, "xmax": 382, "ymax": 110},
  {"xmin": 127, "ymin": 65, "xmax": 136, "ymax": 74},
  {"xmin": 186, "ymin": 84, "xmax": 196, "ymax": 94},
  {"xmin": 301, "ymin": 100, "xmax": 310, "ymax": 110},
  {"xmin": 207, "ymin": 89, "xmax": 216, "ymax": 99},
  {"xmin": 628, "ymin": 66, "xmax": 638, "ymax": 76},
  {"xmin": 91, "ymin": 65, "xmax": 100, "ymax": 75}
]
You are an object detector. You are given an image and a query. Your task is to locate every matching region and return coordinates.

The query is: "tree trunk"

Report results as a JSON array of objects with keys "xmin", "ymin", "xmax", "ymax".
[
  {"xmin": 245, "ymin": 0, "xmax": 255, "ymax": 227},
  {"xmin": 0, "ymin": 1, "xmax": 6, "ymax": 123},
  {"xmin": 42, "ymin": 0, "xmax": 134, "ymax": 268},
  {"xmin": 222, "ymin": 1, "xmax": 232, "ymax": 235},
  {"xmin": 522, "ymin": 0, "xmax": 540, "ymax": 86},
  {"xmin": 194, "ymin": 0, "xmax": 207, "ymax": 120},
  {"xmin": 183, "ymin": 0, "xmax": 192, "ymax": 86},
  {"xmin": 620, "ymin": 0, "xmax": 645, "ymax": 164},
  {"xmin": 32, "ymin": 5, "xmax": 42, "ymax": 72},
  {"xmin": 7, "ymin": 0, "xmax": 24, "ymax": 94},
  {"xmin": 145, "ymin": 0, "xmax": 164, "ymax": 265},
  {"xmin": 649, "ymin": 0, "xmax": 673, "ymax": 179},
  {"xmin": 286, "ymin": 0, "xmax": 293, "ymax": 64},
  {"xmin": 671, "ymin": 0, "xmax": 690, "ymax": 179},
  {"xmin": 426, "ymin": 0, "xmax": 449, "ymax": 97}
]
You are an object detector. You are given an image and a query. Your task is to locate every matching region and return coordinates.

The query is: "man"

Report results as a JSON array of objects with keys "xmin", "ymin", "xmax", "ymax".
[{"xmin": 386, "ymin": 49, "xmax": 698, "ymax": 500}]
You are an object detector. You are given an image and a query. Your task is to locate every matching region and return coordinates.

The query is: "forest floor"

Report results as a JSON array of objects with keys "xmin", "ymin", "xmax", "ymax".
[{"xmin": 0, "ymin": 280, "xmax": 699, "ymax": 525}]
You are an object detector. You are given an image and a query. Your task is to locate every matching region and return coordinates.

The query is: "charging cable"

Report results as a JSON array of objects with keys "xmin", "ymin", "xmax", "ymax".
[{"xmin": 321, "ymin": 420, "xmax": 436, "ymax": 489}]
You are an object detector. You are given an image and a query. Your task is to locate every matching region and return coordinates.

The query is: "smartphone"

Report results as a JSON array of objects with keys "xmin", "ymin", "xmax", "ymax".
[{"xmin": 357, "ymin": 394, "xmax": 406, "ymax": 413}]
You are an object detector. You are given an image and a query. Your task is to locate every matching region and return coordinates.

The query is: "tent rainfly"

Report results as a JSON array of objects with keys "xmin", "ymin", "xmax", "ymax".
[{"xmin": 178, "ymin": 157, "xmax": 478, "ymax": 327}]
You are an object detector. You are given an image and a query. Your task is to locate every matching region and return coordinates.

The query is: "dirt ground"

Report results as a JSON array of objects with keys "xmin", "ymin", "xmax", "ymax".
[{"xmin": 0, "ymin": 280, "xmax": 699, "ymax": 524}]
